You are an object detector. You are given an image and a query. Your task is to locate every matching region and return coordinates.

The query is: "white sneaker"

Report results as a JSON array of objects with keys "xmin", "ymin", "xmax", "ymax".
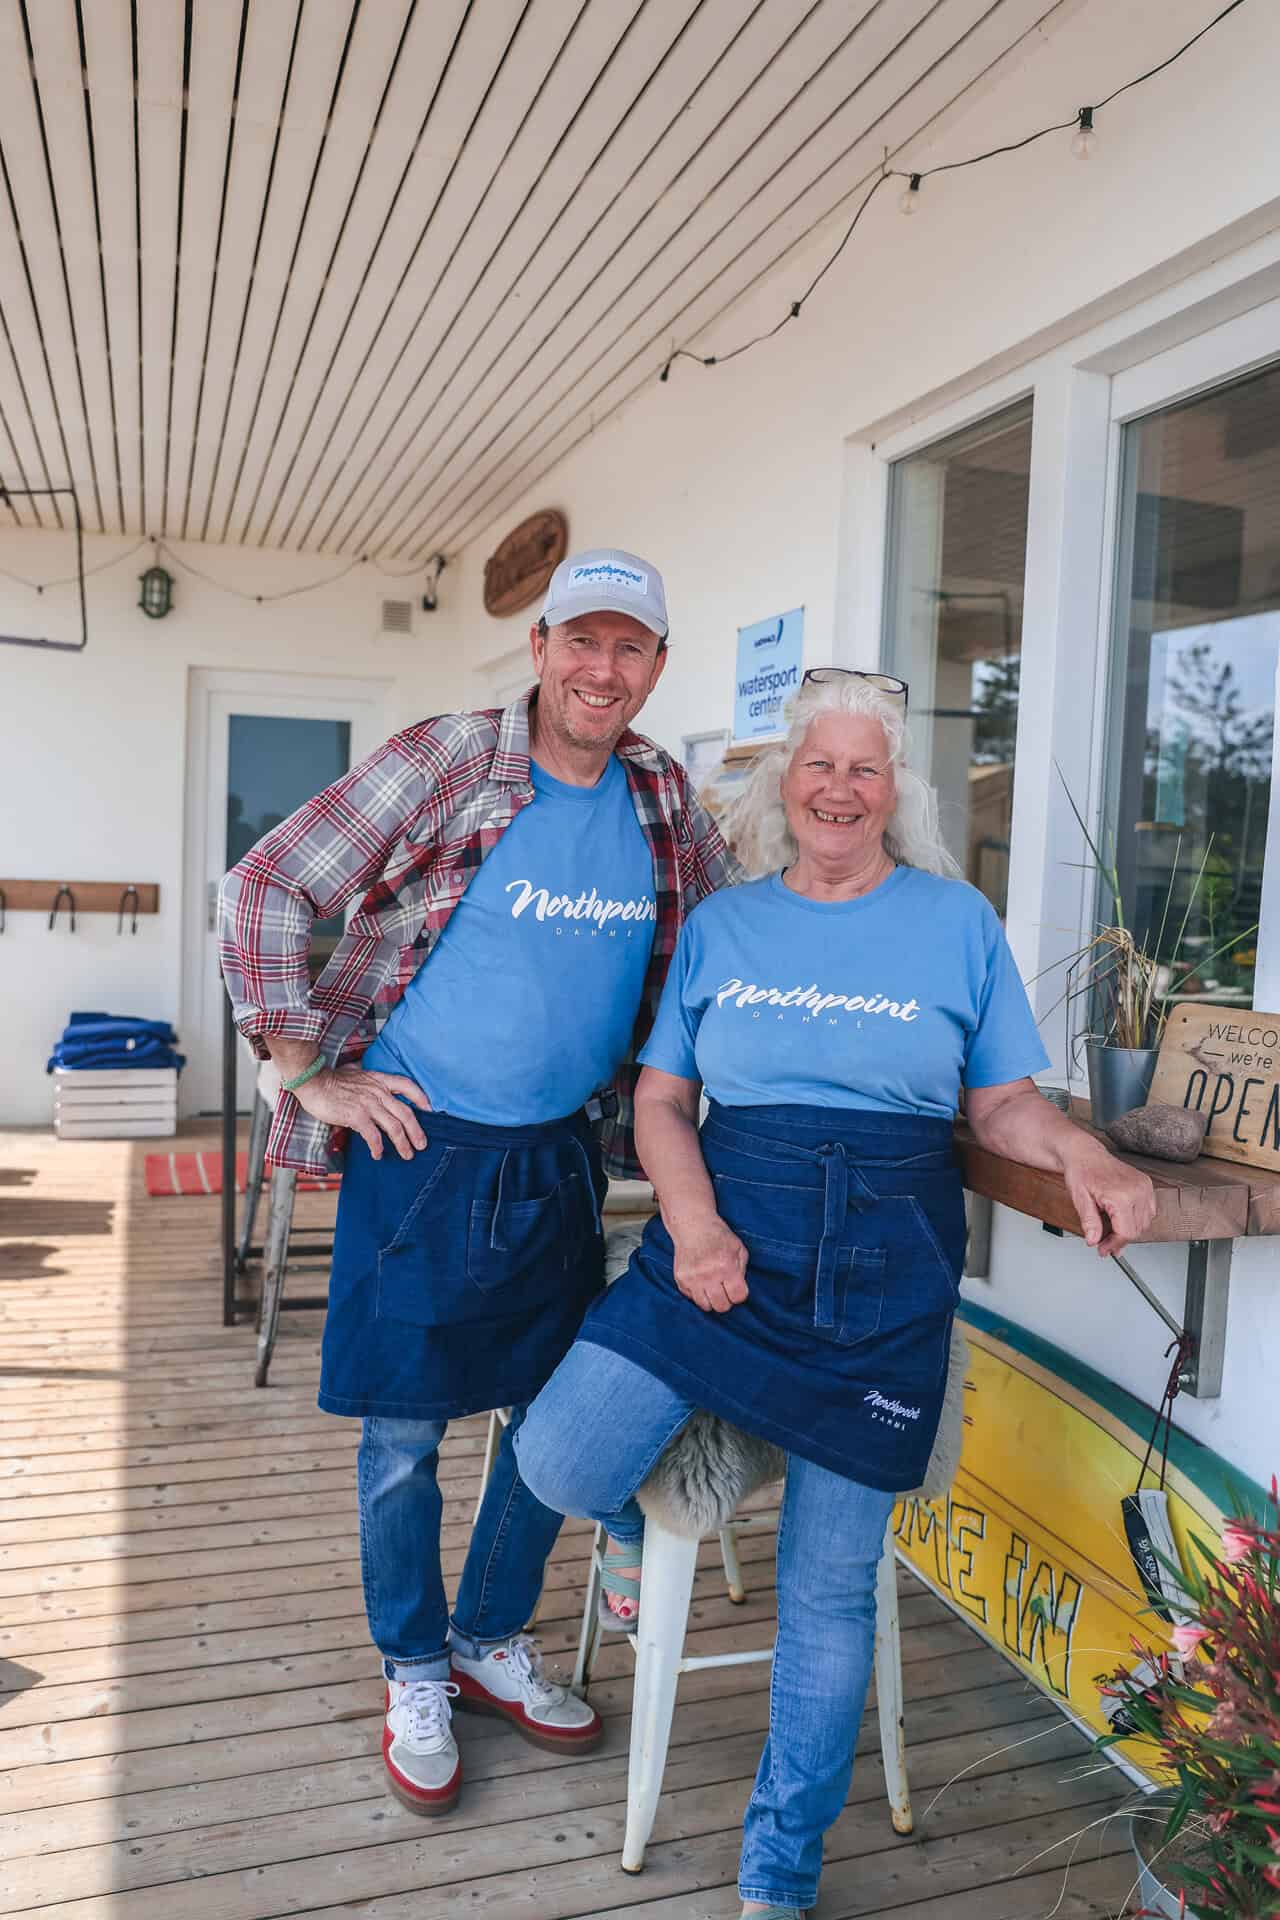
[
  {"xmin": 382, "ymin": 1677, "xmax": 461, "ymax": 1814},
  {"xmin": 451, "ymin": 1635, "xmax": 603, "ymax": 1752}
]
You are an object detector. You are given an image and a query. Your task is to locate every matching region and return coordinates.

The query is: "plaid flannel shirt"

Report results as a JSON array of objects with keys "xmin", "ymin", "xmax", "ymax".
[{"xmin": 218, "ymin": 691, "xmax": 739, "ymax": 1177}]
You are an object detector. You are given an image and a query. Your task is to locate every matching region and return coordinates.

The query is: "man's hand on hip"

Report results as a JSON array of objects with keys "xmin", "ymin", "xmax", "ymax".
[{"xmin": 293, "ymin": 1065, "xmax": 430, "ymax": 1161}]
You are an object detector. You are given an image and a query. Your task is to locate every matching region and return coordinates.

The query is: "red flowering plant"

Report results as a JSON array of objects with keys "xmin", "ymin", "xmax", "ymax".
[{"xmin": 1097, "ymin": 1481, "xmax": 1280, "ymax": 1917}]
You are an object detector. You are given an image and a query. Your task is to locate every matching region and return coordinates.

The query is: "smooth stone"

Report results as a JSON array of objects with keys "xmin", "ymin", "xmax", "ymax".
[{"xmin": 1105, "ymin": 1103, "xmax": 1208, "ymax": 1163}]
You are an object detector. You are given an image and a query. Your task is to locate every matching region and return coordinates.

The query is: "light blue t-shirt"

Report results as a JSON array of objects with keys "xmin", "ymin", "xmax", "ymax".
[
  {"xmin": 639, "ymin": 867, "xmax": 1049, "ymax": 1117},
  {"xmin": 364, "ymin": 755, "xmax": 656, "ymax": 1125}
]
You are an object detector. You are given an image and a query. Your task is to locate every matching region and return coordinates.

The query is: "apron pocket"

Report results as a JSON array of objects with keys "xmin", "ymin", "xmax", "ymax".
[
  {"xmin": 467, "ymin": 1172, "xmax": 589, "ymax": 1294},
  {"xmin": 835, "ymin": 1246, "xmax": 887, "ymax": 1347},
  {"xmin": 375, "ymin": 1146, "xmax": 474, "ymax": 1328}
]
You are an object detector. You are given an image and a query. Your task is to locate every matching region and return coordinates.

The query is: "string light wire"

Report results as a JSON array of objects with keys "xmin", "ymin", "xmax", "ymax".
[
  {"xmin": 659, "ymin": 0, "xmax": 1248, "ymax": 381},
  {"xmin": 0, "ymin": 535, "xmax": 148, "ymax": 594},
  {"xmin": 0, "ymin": 530, "xmax": 439, "ymax": 605}
]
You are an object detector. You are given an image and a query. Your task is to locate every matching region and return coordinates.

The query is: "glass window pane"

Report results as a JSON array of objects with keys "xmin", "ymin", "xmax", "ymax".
[
  {"xmin": 883, "ymin": 398, "xmax": 1033, "ymax": 914},
  {"xmin": 227, "ymin": 714, "xmax": 351, "ymax": 947},
  {"xmin": 1105, "ymin": 363, "xmax": 1280, "ymax": 1009}
]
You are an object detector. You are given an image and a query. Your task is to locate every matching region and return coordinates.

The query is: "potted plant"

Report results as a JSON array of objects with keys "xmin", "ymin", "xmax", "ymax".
[
  {"xmin": 1097, "ymin": 1482, "xmax": 1280, "ymax": 1917},
  {"xmin": 1048, "ymin": 779, "xmax": 1257, "ymax": 1129}
]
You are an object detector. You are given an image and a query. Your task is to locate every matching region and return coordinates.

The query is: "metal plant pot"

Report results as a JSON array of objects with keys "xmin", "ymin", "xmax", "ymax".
[
  {"xmin": 1129, "ymin": 1793, "xmax": 1205, "ymax": 1919},
  {"xmin": 1085, "ymin": 1042, "xmax": 1160, "ymax": 1130}
]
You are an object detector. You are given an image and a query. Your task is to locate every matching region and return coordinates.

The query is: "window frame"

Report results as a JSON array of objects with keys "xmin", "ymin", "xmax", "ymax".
[
  {"xmin": 1099, "ymin": 306, "xmax": 1280, "ymax": 1028},
  {"xmin": 839, "ymin": 248, "xmax": 1280, "ymax": 1085},
  {"xmin": 879, "ymin": 394, "xmax": 1036, "ymax": 913}
]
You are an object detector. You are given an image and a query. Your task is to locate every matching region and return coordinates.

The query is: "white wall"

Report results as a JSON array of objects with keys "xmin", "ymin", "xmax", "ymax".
[
  {"xmin": 435, "ymin": 0, "xmax": 1280, "ymax": 1485},
  {"xmin": 0, "ymin": 533, "xmax": 476, "ymax": 1125}
]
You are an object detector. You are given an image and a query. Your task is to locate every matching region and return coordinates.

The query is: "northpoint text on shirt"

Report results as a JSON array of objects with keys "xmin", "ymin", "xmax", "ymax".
[{"xmin": 717, "ymin": 978, "xmax": 920, "ymax": 1021}]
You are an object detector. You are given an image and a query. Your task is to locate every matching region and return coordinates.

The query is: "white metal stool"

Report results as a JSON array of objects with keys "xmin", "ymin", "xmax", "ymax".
[{"xmin": 574, "ymin": 1508, "xmax": 910, "ymax": 1874}]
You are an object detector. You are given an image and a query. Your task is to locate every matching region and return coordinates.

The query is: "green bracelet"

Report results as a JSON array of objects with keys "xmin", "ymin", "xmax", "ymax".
[{"xmin": 280, "ymin": 1056, "xmax": 327, "ymax": 1094}]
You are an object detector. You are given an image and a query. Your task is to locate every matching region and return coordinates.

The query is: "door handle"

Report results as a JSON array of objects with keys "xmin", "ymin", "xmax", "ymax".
[{"xmin": 208, "ymin": 880, "xmax": 219, "ymax": 932}]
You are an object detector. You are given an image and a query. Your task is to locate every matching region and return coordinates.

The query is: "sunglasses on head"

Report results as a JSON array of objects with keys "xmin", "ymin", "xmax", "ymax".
[{"xmin": 801, "ymin": 667, "xmax": 909, "ymax": 709}]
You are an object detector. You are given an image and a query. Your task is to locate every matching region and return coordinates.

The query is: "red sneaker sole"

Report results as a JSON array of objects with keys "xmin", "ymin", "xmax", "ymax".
[
  {"xmin": 382, "ymin": 1692, "xmax": 461, "ymax": 1814},
  {"xmin": 384, "ymin": 1766, "xmax": 461, "ymax": 1816}
]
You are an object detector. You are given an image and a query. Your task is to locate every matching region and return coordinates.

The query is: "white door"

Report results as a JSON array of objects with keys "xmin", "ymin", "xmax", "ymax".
[{"xmin": 184, "ymin": 671, "xmax": 389, "ymax": 1115}]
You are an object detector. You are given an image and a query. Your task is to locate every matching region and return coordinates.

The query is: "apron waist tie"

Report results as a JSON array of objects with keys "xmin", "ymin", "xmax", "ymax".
[{"xmin": 814, "ymin": 1142, "xmax": 850, "ymax": 1333}]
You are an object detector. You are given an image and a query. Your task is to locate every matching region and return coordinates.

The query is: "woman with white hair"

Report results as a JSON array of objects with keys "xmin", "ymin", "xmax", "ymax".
[{"xmin": 516, "ymin": 669, "xmax": 1155, "ymax": 1920}]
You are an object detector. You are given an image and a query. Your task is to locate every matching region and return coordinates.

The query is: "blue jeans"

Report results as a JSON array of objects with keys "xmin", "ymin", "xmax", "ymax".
[
  {"xmin": 516, "ymin": 1344, "xmax": 895, "ymax": 1909},
  {"xmin": 358, "ymin": 1406, "xmax": 565, "ymax": 1681}
]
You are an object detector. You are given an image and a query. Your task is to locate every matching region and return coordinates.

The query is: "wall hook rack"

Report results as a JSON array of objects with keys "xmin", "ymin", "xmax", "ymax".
[
  {"xmin": 0, "ymin": 879, "xmax": 159, "ymax": 922},
  {"xmin": 48, "ymin": 885, "xmax": 76, "ymax": 932}
]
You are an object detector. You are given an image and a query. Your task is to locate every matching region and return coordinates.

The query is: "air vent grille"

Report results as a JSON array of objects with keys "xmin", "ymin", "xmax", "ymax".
[{"xmin": 380, "ymin": 598, "xmax": 413, "ymax": 636}]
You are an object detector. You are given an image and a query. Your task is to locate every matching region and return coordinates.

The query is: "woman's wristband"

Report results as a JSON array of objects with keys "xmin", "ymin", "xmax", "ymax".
[{"xmin": 280, "ymin": 1056, "xmax": 327, "ymax": 1094}]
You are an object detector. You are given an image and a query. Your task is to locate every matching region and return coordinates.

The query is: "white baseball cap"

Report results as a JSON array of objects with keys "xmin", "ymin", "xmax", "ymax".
[{"xmin": 539, "ymin": 547, "xmax": 668, "ymax": 640}]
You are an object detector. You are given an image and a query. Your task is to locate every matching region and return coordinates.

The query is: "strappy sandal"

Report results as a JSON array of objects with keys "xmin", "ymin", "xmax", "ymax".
[{"xmin": 597, "ymin": 1547, "xmax": 642, "ymax": 1635}]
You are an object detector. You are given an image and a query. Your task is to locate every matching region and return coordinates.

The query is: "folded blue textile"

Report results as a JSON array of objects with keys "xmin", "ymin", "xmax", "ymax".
[
  {"xmin": 48, "ymin": 1011, "xmax": 185, "ymax": 1075},
  {"xmin": 64, "ymin": 1012, "xmax": 179, "ymax": 1042},
  {"xmin": 48, "ymin": 1040, "xmax": 185, "ymax": 1072}
]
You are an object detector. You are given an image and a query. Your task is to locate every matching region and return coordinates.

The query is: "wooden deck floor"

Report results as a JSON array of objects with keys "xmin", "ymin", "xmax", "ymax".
[{"xmin": 0, "ymin": 1122, "xmax": 1142, "ymax": 1919}]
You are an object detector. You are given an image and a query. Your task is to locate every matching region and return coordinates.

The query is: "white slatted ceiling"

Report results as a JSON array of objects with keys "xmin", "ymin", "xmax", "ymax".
[
  {"xmin": 371, "ymin": 0, "xmax": 952, "ymax": 562},
  {"xmin": 182, "ymin": 4, "xmax": 304, "ymax": 543},
  {"xmin": 0, "ymin": 0, "xmax": 1071, "ymax": 559},
  {"xmin": 163, "ymin": 1, "xmax": 244, "ymax": 541},
  {"xmin": 0, "ymin": 2, "xmax": 86, "ymax": 530},
  {"xmin": 81, "ymin": 0, "xmax": 143, "ymax": 533},
  {"xmin": 246, "ymin": 0, "xmax": 474, "ymax": 551},
  {"xmin": 427, "ymin": 0, "xmax": 1065, "ymax": 559},
  {"xmin": 134, "ymin": 0, "xmax": 184, "ymax": 539},
  {"xmin": 251, "ymin": 0, "xmax": 645, "ymax": 553}
]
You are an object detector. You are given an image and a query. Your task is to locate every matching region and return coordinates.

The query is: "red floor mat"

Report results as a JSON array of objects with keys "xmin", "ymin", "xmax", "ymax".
[{"xmin": 144, "ymin": 1151, "xmax": 341, "ymax": 1196}]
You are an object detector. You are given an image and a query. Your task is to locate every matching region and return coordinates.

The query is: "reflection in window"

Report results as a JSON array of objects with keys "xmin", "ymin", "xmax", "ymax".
[
  {"xmin": 227, "ymin": 714, "xmax": 352, "ymax": 950},
  {"xmin": 1106, "ymin": 364, "xmax": 1279, "ymax": 1007},
  {"xmin": 883, "ymin": 399, "xmax": 1033, "ymax": 915}
]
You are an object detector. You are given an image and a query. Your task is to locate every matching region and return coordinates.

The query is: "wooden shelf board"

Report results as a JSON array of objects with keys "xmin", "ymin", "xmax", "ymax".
[{"xmin": 954, "ymin": 1114, "xmax": 1278, "ymax": 1243}]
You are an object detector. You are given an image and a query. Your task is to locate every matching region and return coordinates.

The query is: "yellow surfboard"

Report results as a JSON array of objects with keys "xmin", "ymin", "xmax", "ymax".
[{"xmin": 893, "ymin": 1303, "xmax": 1264, "ymax": 1774}]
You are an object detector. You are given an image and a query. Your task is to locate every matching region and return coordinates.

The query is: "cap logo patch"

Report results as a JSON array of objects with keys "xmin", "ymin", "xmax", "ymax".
[{"xmin": 568, "ymin": 561, "xmax": 647, "ymax": 594}]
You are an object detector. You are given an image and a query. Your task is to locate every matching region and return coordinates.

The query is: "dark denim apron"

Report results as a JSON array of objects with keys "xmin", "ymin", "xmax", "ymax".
[
  {"xmin": 319, "ymin": 1110, "xmax": 606, "ymax": 1421},
  {"xmin": 581, "ymin": 1101, "xmax": 966, "ymax": 1490}
]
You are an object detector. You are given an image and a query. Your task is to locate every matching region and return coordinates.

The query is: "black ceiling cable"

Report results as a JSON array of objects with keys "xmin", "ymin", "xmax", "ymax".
[{"xmin": 659, "ymin": 0, "xmax": 1249, "ymax": 383}]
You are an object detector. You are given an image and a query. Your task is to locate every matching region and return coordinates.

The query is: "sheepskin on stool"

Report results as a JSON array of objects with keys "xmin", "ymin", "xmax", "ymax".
[{"xmin": 601, "ymin": 1223, "xmax": 967, "ymax": 1539}]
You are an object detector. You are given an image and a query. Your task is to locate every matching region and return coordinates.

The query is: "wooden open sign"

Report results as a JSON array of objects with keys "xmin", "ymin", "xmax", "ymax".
[{"xmin": 1148, "ymin": 1003, "xmax": 1280, "ymax": 1172}]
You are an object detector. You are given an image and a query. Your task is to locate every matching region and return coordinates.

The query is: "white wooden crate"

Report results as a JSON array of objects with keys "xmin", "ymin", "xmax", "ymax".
[{"xmin": 53, "ymin": 1068, "xmax": 178, "ymax": 1140}]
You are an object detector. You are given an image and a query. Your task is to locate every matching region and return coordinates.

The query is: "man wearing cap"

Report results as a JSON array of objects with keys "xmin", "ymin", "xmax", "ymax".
[{"xmin": 219, "ymin": 548, "xmax": 736, "ymax": 1814}]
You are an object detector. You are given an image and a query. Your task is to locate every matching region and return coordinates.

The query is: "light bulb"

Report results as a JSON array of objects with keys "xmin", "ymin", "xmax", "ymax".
[
  {"xmin": 1071, "ymin": 107, "xmax": 1097, "ymax": 159},
  {"xmin": 899, "ymin": 173, "xmax": 922, "ymax": 215}
]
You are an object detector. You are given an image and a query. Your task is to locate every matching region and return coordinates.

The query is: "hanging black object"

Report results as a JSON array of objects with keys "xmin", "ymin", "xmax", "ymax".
[
  {"xmin": 0, "ymin": 485, "xmax": 87, "ymax": 652},
  {"xmin": 1121, "ymin": 1333, "xmax": 1197, "ymax": 1621},
  {"xmin": 421, "ymin": 553, "xmax": 447, "ymax": 612},
  {"xmin": 138, "ymin": 565, "xmax": 174, "ymax": 619}
]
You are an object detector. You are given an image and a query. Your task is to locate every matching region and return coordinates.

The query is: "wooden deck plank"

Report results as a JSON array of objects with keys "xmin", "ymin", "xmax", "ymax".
[
  {"xmin": 0, "ymin": 1679, "xmax": 1054, "ymax": 1856},
  {"xmin": 7, "ymin": 1770, "xmax": 1128, "ymax": 1920},
  {"xmin": 0, "ymin": 1720, "xmax": 1092, "ymax": 1908}
]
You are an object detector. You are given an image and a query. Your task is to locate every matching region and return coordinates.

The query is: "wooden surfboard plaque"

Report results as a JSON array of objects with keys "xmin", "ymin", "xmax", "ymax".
[
  {"xmin": 483, "ymin": 509, "xmax": 567, "ymax": 618},
  {"xmin": 1148, "ymin": 1002, "xmax": 1280, "ymax": 1172}
]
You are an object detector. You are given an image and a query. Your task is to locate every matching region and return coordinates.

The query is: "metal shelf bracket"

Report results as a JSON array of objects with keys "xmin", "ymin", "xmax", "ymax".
[
  {"xmin": 1108, "ymin": 1241, "xmax": 1231, "ymax": 1400},
  {"xmin": 962, "ymin": 1190, "xmax": 1231, "ymax": 1400}
]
